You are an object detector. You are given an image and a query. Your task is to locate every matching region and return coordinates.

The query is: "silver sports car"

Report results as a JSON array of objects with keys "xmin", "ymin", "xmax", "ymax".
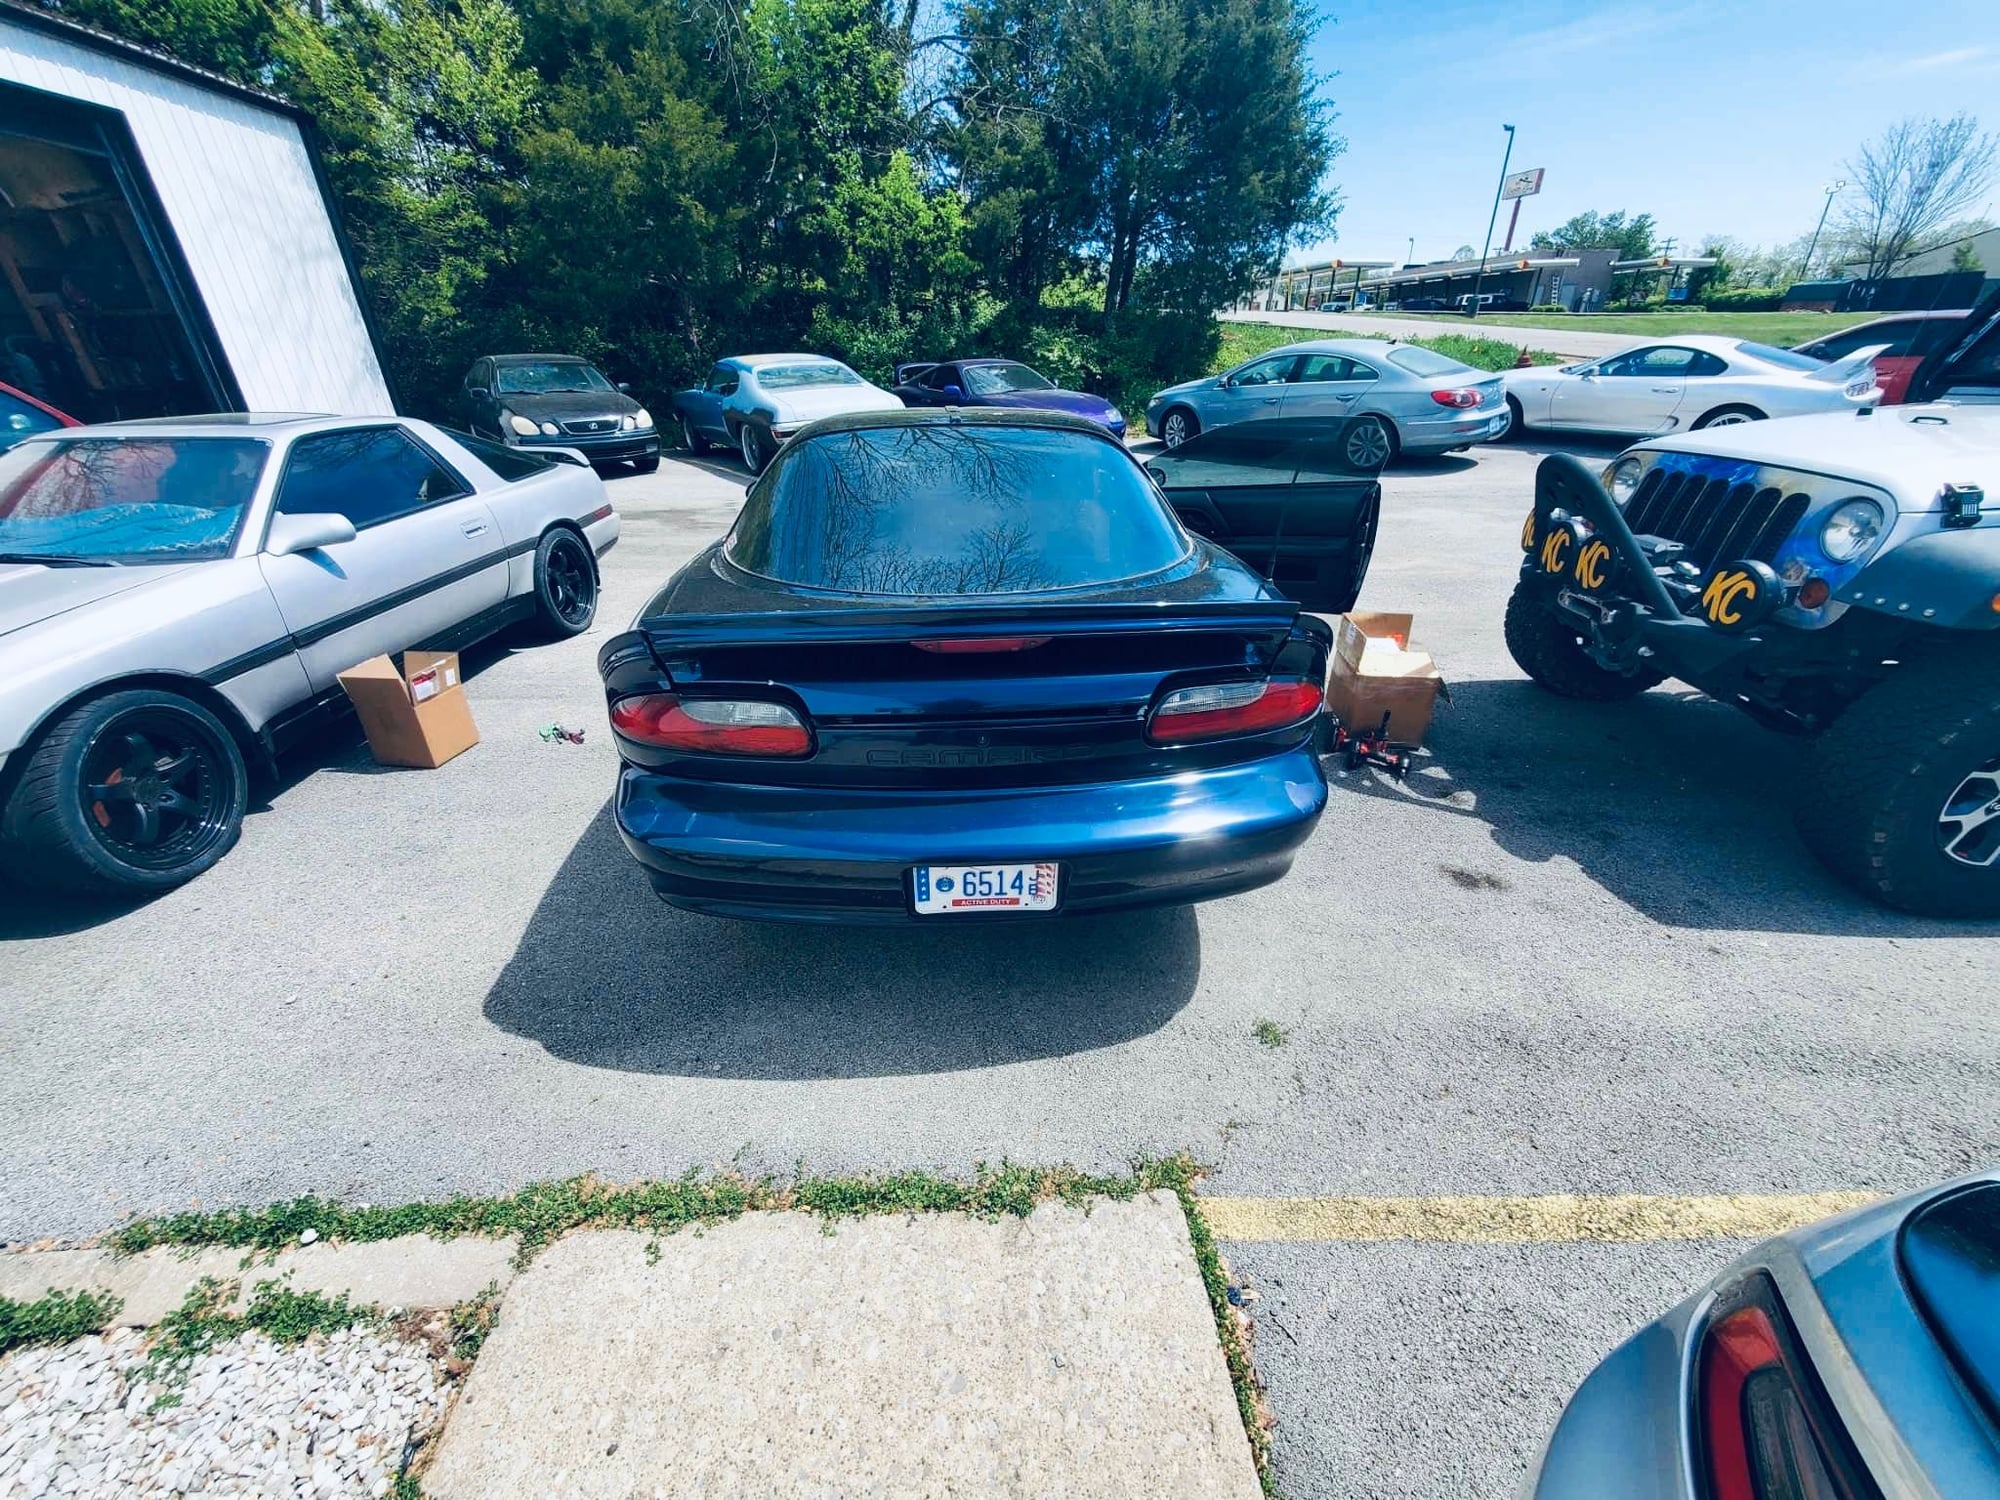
[
  {"xmin": 1144, "ymin": 339, "xmax": 1510, "ymax": 465},
  {"xmin": 1501, "ymin": 335, "xmax": 1886, "ymax": 439},
  {"xmin": 0, "ymin": 414, "xmax": 619, "ymax": 896},
  {"xmin": 671, "ymin": 353, "xmax": 903, "ymax": 473},
  {"xmin": 1529, "ymin": 1168, "xmax": 2000, "ymax": 1498}
]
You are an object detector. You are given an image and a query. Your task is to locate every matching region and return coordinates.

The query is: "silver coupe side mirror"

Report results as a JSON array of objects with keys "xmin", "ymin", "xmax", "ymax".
[{"xmin": 266, "ymin": 512, "xmax": 358, "ymax": 556}]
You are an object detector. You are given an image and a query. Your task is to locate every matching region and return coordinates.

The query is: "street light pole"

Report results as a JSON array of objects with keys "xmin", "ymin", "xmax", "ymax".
[
  {"xmin": 1800, "ymin": 179, "xmax": 1845, "ymax": 280},
  {"xmin": 1466, "ymin": 124, "xmax": 1516, "ymax": 319}
]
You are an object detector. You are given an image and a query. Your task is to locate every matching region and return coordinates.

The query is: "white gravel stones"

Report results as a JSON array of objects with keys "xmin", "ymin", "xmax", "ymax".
[{"xmin": 0, "ymin": 1324, "xmax": 449, "ymax": 1498}]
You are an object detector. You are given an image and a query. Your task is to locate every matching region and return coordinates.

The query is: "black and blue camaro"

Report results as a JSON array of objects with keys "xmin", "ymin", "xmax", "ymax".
[{"xmin": 598, "ymin": 409, "xmax": 1382, "ymax": 922}]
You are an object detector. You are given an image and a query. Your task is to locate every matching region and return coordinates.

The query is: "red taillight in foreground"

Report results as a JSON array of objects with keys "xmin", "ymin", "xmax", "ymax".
[
  {"xmin": 913, "ymin": 636, "xmax": 1053, "ymax": 654},
  {"xmin": 1147, "ymin": 679, "xmax": 1322, "ymax": 744},
  {"xmin": 1430, "ymin": 388, "xmax": 1482, "ymax": 409},
  {"xmin": 610, "ymin": 693, "xmax": 811, "ymax": 756},
  {"xmin": 1699, "ymin": 1277, "xmax": 1875, "ymax": 1500}
]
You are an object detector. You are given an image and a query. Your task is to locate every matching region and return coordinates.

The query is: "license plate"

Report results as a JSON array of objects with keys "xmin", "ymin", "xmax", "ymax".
[{"xmin": 912, "ymin": 863, "xmax": 1059, "ymax": 915}]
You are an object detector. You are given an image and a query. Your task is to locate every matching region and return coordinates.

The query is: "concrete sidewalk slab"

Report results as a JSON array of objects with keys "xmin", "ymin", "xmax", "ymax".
[
  {"xmin": 425, "ymin": 1193, "xmax": 1259, "ymax": 1499},
  {"xmin": 0, "ymin": 1234, "xmax": 518, "ymax": 1324}
]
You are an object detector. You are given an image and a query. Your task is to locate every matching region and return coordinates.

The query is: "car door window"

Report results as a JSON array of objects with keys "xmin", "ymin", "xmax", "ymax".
[
  {"xmin": 0, "ymin": 390, "xmax": 63, "ymax": 448},
  {"xmin": 921, "ymin": 366, "xmax": 959, "ymax": 391},
  {"xmin": 1294, "ymin": 355, "xmax": 1370, "ymax": 383},
  {"xmin": 1231, "ymin": 355, "xmax": 1297, "ymax": 387},
  {"xmin": 276, "ymin": 428, "xmax": 471, "ymax": 531},
  {"xmin": 1685, "ymin": 351, "xmax": 1728, "ymax": 377},
  {"xmin": 1600, "ymin": 347, "xmax": 1696, "ymax": 378},
  {"xmin": 705, "ymin": 365, "xmax": 740, "ymax": 396}
]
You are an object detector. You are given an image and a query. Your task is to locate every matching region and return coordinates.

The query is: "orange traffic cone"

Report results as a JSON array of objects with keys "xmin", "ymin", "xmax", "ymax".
[{"xmin": 1513, "ymin": 347, "xmax": 1534, "ymax": 368}]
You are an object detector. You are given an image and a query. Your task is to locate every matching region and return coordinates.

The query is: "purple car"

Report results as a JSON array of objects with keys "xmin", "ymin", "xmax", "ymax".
[{"xmin": 890, "ymin": 359, "xmax": 1126, "ymax": 437}]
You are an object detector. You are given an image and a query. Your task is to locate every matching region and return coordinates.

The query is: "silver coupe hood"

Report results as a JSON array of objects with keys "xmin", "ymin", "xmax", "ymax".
[{"xmin": 0, "ymin": 562, "xmax": 193, "ymax": 639}]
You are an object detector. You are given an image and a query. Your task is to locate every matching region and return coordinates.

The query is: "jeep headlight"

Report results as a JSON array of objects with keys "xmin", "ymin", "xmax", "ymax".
[
  {"xmin": 505, "ymin": 411, "xmax": 539, "ymax": 437},
  {"xmin": 1820, "ymin": 497, "xmax": 1885, "ymax": 562},
  {"xmin": 1604, "ymin": 456, "xmax": 1644, "ymax": 507}
]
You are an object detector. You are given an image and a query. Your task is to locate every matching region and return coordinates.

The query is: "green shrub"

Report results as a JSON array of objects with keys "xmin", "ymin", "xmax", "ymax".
[
  {"xmin": 1701, "ymin": 287, "xmax": 1783, "ymax": 311},
  {"xmin": 0, "ymin": 1288, "xmax": 121, "ymax": 1355}
]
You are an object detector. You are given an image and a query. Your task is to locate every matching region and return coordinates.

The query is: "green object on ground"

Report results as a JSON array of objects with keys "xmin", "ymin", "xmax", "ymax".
[{"xmin": 0, "ymin": 1287, "xmax": 123, "ymax": 1355}]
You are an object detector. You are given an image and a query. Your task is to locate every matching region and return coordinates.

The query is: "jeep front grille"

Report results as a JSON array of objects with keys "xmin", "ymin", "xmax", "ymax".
[{"xmin": 1624, "ymin": 469, "xmax": 1809, "ymax": 569}]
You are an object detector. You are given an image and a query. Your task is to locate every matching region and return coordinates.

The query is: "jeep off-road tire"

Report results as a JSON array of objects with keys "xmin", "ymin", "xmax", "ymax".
[
  {"xmin": 1504, "ymin": 582, "xmax": 1662, "ymax": 700},
  {"xmin": 0, "ymin": 689, "xmax": 248, "ymax": 897},
  {"xmin": 1795, "ymin": 646, "xmax": 2000, "ymax": 917}
]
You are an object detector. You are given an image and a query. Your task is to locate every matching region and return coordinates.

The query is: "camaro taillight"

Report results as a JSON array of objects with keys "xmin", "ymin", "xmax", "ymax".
[
  {"xmin": 1146, "ymin": 678, "xmax": 1322, "ymax": 744},
  {"xmin": 609, "ymin": 693, "xmax": 811, "ymax": 756},
  {"xmin": 1698, "ymin": 1275, "xmax": 1877, "ymax": 1500},
  {"xmin": 1430, "ymin": 388, "xmax": 1482, "ymax": 409}
]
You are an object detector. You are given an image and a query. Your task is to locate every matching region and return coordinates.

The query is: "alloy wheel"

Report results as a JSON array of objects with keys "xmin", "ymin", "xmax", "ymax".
[
  {"xmin": 1937, "ymin": 755, "xmax": 2000, "ymax": 868},
  {"xmin": 741, "ymin": 426, "xmax": 762, "ymax": 472},
  {"xmin": 1162, "ymin": 412, "xmax": 1190, "ymax": 449},
  {"xmin": 79, "ymin": 708, "xmax": 235, "ymax": 873},
  {"xmin": 1345, "ymin": 419, "xmax": 1391, "ymax": 469},
  {"xmin": 545, "ymin": 535, "xmax": 596, "ymax": 627},
  {"xmin": 1704, "ymin": 412, "xmax": 1753, "ymax": 427}
]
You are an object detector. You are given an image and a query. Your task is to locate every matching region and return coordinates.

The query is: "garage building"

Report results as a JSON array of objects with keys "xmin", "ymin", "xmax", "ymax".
[{"xmin": 0, "ymin": 1, "xmax": 392, "ymax": 424}]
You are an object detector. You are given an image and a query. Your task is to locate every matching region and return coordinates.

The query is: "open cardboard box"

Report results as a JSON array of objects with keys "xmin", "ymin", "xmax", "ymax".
[
  {"xmin": 1322, "ymin": 610, "xmax": 1443, "ymax": 747},
  {"xmin": 336, "ymin": 650, "xmax": 480, "ymax": 769}
]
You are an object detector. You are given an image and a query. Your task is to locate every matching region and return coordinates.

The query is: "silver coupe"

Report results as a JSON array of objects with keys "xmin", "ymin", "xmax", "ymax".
[
  {"xmin": 1501, "ymin": 334, "xmax": 1886, "ymax": 438},
  {"xmin": 1143, "ymin": 339, "xmax": 1510, "ymax": 465},
  {"xmin": 0, "ymin": 414, "xmax": 619, "ymax": 896}
]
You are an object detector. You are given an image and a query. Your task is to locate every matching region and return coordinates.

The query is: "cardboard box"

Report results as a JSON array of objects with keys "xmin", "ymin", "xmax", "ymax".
[
  {"xmin": 336, "ymin": 650, "xmax": 479, "ymax": 769},
  {"xmin": 1323, "ymin": 610, "xmax": 1442, "ymax": 746}
]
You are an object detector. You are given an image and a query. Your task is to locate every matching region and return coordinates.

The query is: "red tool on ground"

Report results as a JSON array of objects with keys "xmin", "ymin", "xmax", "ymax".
[{"xmin": 1325, "ymin": 711, "xmax": 1410, "ymax": 780}]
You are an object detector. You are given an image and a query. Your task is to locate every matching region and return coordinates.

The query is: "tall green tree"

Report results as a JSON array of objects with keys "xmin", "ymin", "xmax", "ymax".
[{"xmin": 1528, "ymin": 209, "xmax": 1657, "ymax": 261}]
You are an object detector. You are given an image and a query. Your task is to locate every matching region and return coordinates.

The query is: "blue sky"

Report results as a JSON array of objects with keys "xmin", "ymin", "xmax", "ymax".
[{"xmin": 1294, "ymin": 0, "xmax": 2000, "ymax": 266}]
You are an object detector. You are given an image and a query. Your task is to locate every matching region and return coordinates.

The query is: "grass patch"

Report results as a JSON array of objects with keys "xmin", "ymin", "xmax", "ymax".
[
  {"xmin": 0, "ymin": 1287, "xmax": 123, "ymax": 1356},
  {"xmin": 1252, "ymin": 1019, "xmax": 1289, "ymax": 1048},
  {"xmin": 1215, "ymin": 319, "xmax": 1558, "ymax": 373},
  {"xmin": 139, "ymin": 1276, "xmax": 380, "ymax": 1408}
]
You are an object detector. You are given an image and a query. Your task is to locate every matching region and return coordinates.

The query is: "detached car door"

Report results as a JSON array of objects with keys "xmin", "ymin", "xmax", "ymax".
[
  {"xmin": 258, "ymin": 426, "xmax": 507, "ymax": 690},
  {"xmin": 686, "ymin": 366, "xmax": 737, "ymax": 441},
  {"xmin": 1551, "ymin": 345, "xmax": 1693, "ymax": 434},
  {"xmin": 1144, "ymin": 419, "xmax": 1382, "ymax": 614}
]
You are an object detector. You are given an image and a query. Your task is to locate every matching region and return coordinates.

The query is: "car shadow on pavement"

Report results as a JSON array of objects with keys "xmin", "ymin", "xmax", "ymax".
[
  {"xmin": 1331, "ymin": 677, "xmax": 2000, "ymax": 938},
  {"xmin": 482, "ymin": 802, "xmax": 1203, "ymax": 1077}
]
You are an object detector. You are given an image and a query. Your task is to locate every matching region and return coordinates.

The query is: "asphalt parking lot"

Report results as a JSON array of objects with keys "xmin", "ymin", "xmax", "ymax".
[{"xmin": 5, "ymin": 437, "xmax": 1998, "ymax": 1498}]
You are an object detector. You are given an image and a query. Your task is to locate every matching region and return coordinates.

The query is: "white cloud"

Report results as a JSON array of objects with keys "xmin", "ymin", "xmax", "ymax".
[{"xmin": 1893, "ymin": 46, "xmax": 1988, "ymax": 73}]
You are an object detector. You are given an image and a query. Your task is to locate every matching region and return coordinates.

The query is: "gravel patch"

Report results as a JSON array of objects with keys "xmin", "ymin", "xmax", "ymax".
[{"xmin": 0, "ymin": 1324, "xmax": 449, "ymax": 1498}]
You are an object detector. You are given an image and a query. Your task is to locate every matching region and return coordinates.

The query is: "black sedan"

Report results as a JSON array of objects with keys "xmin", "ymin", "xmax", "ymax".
[
  {"xmin": 457, "ymin": 353, "xmax": 660, "ymax": 472},
  {"xmin": 596, "ymin": 410, "xmax": 1384, "ymax": 923}
]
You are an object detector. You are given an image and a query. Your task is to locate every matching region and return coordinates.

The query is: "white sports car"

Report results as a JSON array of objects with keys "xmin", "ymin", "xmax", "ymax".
[
  {"xmin": 0, "ymin": 414, "xmax": 618, "ymax": 895},
  {"xmin": 671, "ymin": 354, "xmax": 904, "ymax": 473},
  {"xmin": 1501, "ymin": 334, "xmax": 1886, "ymax": 438}
]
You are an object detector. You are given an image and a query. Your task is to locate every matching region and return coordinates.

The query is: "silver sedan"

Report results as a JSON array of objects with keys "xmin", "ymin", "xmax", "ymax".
[
  {"xmin": 1501, "ymin": 334, "xmax": 1886, "ymax": 438},
  {"xmin": 0, "ymin": 415, "xmax": 618, "ymax": 895},
  {"xmin": 1144, "ymin": 339, "xmax": 1510, "ymax": 465}
]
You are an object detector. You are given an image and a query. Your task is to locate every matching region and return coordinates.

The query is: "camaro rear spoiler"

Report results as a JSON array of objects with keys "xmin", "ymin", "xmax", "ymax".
[{"xmin": 641, "ymin": 599, "xmax": 1306, "ymax": 651}]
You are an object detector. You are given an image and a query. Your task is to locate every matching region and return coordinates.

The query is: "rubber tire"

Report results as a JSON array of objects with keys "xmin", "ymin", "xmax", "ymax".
[
  {"xmin": 1160, "ymin": 407, "xmax": 1199, "ymax": 450},
  {"xmin": 1504, "ymin": 581, "xmax": 1663, "ymax": 700},
  {"xmin": 631, "ymin": 455, "xmax": 660, "ymax": 474},
  {"xmin": 531, "ymin": 527, "xmax": 598, "ymax": 639},
  {"xmin": 1693, "ymin": 404, "xmax": 1766, "ymax": 429},
  {"xmin": 680, "ymin": 416, "xmax": 710, "ymax": 454},
  {"xmin": 1345, "ymin": 415, "xmax": 1398, "ymax": 471},
  {"xmin": 1497, "ymin": 394, "xmax": 1527, "ymax": 442},
  {"xmin": 1794, "ymin": 646, "xmax": 2000, "ymax": 917},
  {"xmin": 738, "ymin": 424, "xmax": 771, "ymax": 475},
  {"xmin": 0, "ymin": 689, "xmax": 247, "ymax": 897}
]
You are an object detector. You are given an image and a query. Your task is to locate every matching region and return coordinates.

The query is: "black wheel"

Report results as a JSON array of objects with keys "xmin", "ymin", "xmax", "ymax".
[
  {"xmin": 631, "ymin": 455, "xmax": 660, "ymax": 474},
  {"xmin": 1795, "ymin": 646, "xmax": 2000, "ymax": 917},
  {"xmin": 1504, "ymin": 582, "xmax": 1662, "ymax": 700},
  {"xmin": 532, "ymin": 528, "xmax": 598, "ymax": 638},
  {"xmin": 1497, "ymin": 395, "xmax": 1527, "ymax": 442},
  {"xmin": 738, "ymin": 424, "xmax": 771, "ymax": 474},
  {"xmin": 0, "ymin": 690, "xmax": 247, "ymax": 896},
  {"xmin": 1343, "ymin": 415, "xmax": 1396, "ymax": 471},
  {"xmin": 1693, "ymin": 404, "xmax": 1766, "ymax": 429},
  {"xmin": 1160, "ymin": 407, "xmax": 1199, "ymax": 450},
  {"xmin": 680, "ymin": 415, "xmax": 710, "ymax": 454}
]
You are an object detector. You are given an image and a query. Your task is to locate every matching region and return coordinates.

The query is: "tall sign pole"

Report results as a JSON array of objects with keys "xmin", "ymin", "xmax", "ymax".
[{"xmin": 1466, "ymin": 125, "xmax": 1516, "ymax": 319}]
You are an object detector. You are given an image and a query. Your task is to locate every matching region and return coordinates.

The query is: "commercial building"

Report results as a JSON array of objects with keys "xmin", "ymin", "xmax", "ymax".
[{"xmin": 0, "ymin": 0, "xmax": 392, "ymax": 423}]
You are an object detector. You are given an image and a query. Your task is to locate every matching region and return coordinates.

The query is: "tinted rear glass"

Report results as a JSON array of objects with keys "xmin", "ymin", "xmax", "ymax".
[
  {"xmin": 1737, "ymin": 341, "xmax": 1824, "ymax": 371},
  {"xmin": 759, "ymin": 364, "xmax": 863, "ymax": 390},
  {"xmin": 1385, "ymin": 345, "xmax": 1473, "ymax": 378},
  {"xmin": 727, "ymin": 424, "xmax": 1188, "ymax": 595}
]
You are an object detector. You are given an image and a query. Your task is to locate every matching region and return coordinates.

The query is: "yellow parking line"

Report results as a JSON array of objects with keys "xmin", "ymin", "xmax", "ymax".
[{"xmin": 1199, "ymin": 1192, "xmax": 1884, "ymax": 1244}]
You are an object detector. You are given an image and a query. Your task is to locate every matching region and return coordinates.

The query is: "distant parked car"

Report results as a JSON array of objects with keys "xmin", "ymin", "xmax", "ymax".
[
  {"xmin": 599, "ymin": 409, "xmax": 1347, "ymax": 923},
  {"xmin": 1794, "ymin": 310, "xmax": 1969, "ymax": 405},
  {"xmin": 1144, "ymin": 338, "xmax": 1509, "ymax": 464},
  {"xmin": 1400, "ymin": 296, "xmax": 1449, "ymax": 311},
  {"xmin": 889, "ymin": 358, "xmax": 1125, "ymax": 437},
  {"xmin": 0, "ymin": 381, "xmax": 77, "ymax": 451},
  {"xmin": 1529, "ymin": 1167, "xmax": 2000, "ymax": 1499},
  {"xmin": 0, "ymin": 416, "xmax": 617, "ymax": 896},
  {"xmin": 672, "ymin": 354, "xmax": 902, "ymax": 473},
  {"xmin": 458, "ymin": 354, "xmax": 659, "ymax": 473},
  {"xmin": 1500, "ymin": 335, "xmax": 1884, "ymax": 438}
]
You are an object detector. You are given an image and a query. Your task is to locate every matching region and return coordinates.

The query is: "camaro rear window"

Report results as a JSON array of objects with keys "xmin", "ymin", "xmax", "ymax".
[
  {"xmin": 727, "ymin": 425, "xmax": 1190, "ymax": 595},
  {"xmin": 758, "ymin": 364, "xmax": 864, "ymax": 390},
  {"xmin": 0, "ymin": 437, "xmax": 266, "ymax": 562}
]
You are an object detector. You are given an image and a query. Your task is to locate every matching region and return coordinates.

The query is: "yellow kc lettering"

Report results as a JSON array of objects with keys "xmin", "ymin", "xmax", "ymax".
[
  {"xmin": 1540, "ymin": 529, "xmax": 1571, "ymax": 573},
  {"xmin": 1575, "ymin": 539, "xmax": 1611, "ymax": 591},
  {"xmin": 1702, "ymin": 569, "xmax": 1757, "ymax": 626},
  {"xmin": 1521, "ymin": 512, "xmax": 1536, "ymax": 551}
]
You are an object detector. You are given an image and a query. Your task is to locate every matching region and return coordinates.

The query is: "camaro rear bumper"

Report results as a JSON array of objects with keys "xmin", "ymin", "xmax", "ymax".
[{"xmin": 613, "ymin": 748, "xmax": 1328, "ymax": 922}]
